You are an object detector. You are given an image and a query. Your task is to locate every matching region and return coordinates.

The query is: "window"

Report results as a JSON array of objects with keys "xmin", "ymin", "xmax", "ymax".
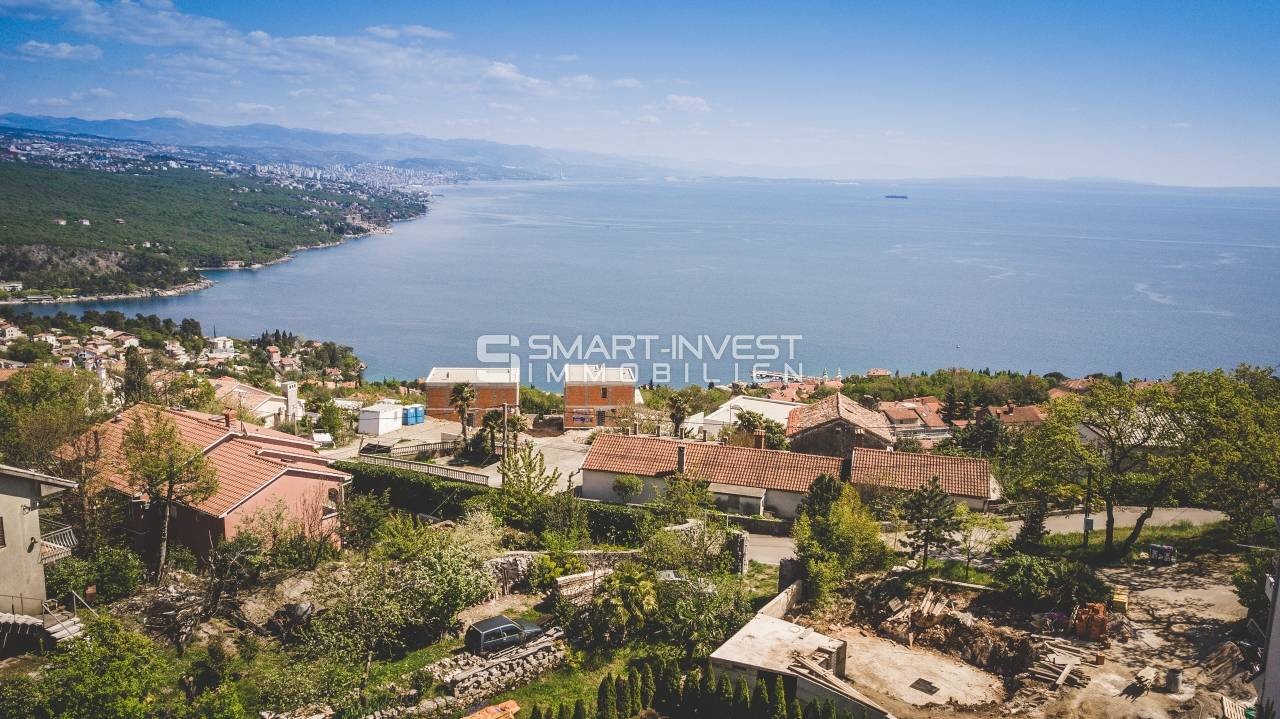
[{"xmin": 600, "ymin": 387, "xmax": 609, "ymax": 400}]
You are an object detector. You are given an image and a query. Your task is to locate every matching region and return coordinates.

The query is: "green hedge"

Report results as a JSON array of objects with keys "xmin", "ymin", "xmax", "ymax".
[
  {"xmin": 336, "ymin": 461, "xmax": 493, "ymax": 519},
  {"xmin": 580, "ymin": 501, "xmax": 653, "ymax": 546}
]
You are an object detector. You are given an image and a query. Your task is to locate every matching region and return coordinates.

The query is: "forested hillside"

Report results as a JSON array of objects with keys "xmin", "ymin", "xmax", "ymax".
[{"xmin": 0, "ymin": 161, "xmax": 428, "ymax": 294}]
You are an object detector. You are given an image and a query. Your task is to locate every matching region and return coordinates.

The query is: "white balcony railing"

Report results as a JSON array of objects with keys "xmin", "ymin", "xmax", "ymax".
[{"xmin": 39, "ymin": 524, "xmax": 77, "ymax": 565}]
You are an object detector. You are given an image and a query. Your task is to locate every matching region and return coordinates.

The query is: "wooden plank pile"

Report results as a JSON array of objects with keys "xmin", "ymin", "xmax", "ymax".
[{"xmin": 1025, "ymin": 638, "xmax": 1093, "ymax": 690}]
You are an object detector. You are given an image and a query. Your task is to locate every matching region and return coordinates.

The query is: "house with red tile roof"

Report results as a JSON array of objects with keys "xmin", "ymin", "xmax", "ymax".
[
  {"xmin": 786, "ymin": 393, "xmax": 895, "ymax": 456},
  {"xmin": 69, "ymin": 404, "xmax": 349, "ymax": 558},
  {"xmin": 975, "ymin": 402, "xmax": 1047, "ymax": 430},
  {"xmin": 581, "ymin": 433, "xmax": 846, "ymax": 518},
  {"xmin": 851, "ymin": 447, "xmax": 998, "ymax": 510},
  {"xmin": 580, "ymin": 433, "xmax": 999, "ymax": 517},
  {"xmin": 211, "ymin": 376, "xmax": 303, "ymax": 427},
  {"xmin": 877, "ymin": 396, "xmax": 952, "ymax": 445}
]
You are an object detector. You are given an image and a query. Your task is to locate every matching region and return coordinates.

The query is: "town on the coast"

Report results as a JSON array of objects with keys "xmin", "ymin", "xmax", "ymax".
[{"xmin": 0, "ymin": 306, "xmax": 1275, "ymax": 719}]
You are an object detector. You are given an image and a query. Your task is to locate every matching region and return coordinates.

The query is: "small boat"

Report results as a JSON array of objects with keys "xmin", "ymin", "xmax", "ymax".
[{"xmin": 884, "ymin": 194, "xmax": 909, "ymax": 199}]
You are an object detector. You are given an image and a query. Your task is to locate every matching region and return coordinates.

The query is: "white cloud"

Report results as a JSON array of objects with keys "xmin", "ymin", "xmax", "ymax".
[
  {"xmin": 662, "ymin": 94, "xmax": 710, "ymax": 113},
  {"xmin": 730, "ymin": 119, "xmax": 753, "ymax": 128},
  {"xmin": 235, "ymin": 101, "xmax": 275, "ymax": 114},
  {"xmin": 487, "ymin": 101, "xmax": 522, "ymax": 111},
  {"xmin": 558, "ymin": 74, "xmax": 597, "ymax": 91},
  {"xmin": 366, "ymin": 24, "xmax": 453, "ymax": 40},
  {"xmin": 554, "ymin": 53, "xmax": 579, "ymax": 62},
  {"xmin": 634, "ymin": 114, "xmax": 659, "ymax": 125},
  {"xmin": 84, "ymin": 86, "xmax": 114, "ymax": 98},
  {"xmin": 17, "ymin": 40, "xmax": 102, "ymax": 60},
  {"xmin": 368, "ymin": 92, "xmax": 395, "ymax": 103},
  {"xmin": 28, "ymin": 96, "xmax": 71, "ymax": 107},
  {"xmin": 612, "ymin": 78, "xmax": 644, "ymax": 89},
  {"xmin": 485, "ymin": 61, "xmax": 549, "ymax": 92},
  {"xmin": 1168, "ymin": 121, "xmax": 1192, "ymax": 130}
]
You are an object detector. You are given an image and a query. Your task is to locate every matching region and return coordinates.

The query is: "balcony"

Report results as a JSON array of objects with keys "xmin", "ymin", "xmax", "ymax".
[{"xmin": 39, "ymin": 523, "xmax": 77, "ymax": 565}]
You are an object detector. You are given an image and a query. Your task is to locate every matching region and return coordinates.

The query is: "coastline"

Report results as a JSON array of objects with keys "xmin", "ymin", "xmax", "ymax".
[
  {"xmin": 1, "ymin": 213, "xmax": 415, "ymax": 306},
  {"xmin": 0, "ymin": 277, "xmax": 217, "ymax": 306}
]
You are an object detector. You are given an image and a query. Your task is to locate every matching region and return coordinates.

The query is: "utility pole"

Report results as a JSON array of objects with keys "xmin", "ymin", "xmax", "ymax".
[
  {"xmin": 501, "ymin": 402, "xmax": 509, "ymax": 456},
  {"xmin": 1083, "ymin": 468, "xmax": 1094, "ymax": 548}
]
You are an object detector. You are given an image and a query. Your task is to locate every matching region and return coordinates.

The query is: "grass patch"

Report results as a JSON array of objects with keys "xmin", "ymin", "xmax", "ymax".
[
  {"xmin": 924, "ymin": 558, "xmax": 996, "ymax": 586},
  {"xmin": 368, "ymin": 638, "xmax": 465, "ymax": 685},
  {"xmin": 489, "ymin": 645, "xmax": 653, "ymax": 712},
  {"xmin": 1040, "ymin": 519, "xmax": 1234, "ymax": 563},
  {"xmin": 743, "ymin": 561, "xmax": 780, "ymax": 609}
]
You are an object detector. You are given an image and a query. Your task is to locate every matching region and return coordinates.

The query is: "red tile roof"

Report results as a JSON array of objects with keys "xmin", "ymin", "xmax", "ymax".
[
  {"xmin": 852, "ymin": 447, "xmax": 995, "ymax": 500},
  {"xmin": 70, "ymin": 404, "xmax": 347, "ymax": 518},
  {"xmin": 979, "ymin": 404, "xmax": 1047, "ymax": 427},
  {"xmin": 786, "ymin": 394, "xmax": 896, "ymax": 446},
  {"xmin": 583, "ymin": 433, "xmax": 844, "ymax": 494}
]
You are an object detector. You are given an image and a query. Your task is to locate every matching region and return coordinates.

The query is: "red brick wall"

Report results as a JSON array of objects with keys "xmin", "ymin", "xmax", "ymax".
[
  {"xmin": 424, "ymin": 384, "xmax": 519, "ymax": 426},
  {"xmin": 564, "ymin": 383, "xmax": 636, "ymax": 428}
]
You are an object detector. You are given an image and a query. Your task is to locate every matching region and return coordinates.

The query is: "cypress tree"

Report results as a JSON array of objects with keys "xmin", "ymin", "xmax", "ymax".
[
  {"xmin": 769, "ymin": 677, "xmax": 788, "ymax": 719},
  {"xmin": 574, "ymin": 699, "xmax": 588, "ymax": 719},
  {"xmin": 801, "ymin": 700, "xmax": 821, "ymax": 719},
  {"xmin": 598, "ymin": 674, "xmax": 618, "ymax": 719},
  {"xmin": 818, "ymin": 699, "xmax": 837, "ymax": 719},
  {"xmin": 627, "ymin": 668, "xmax": 642, "ymax": 716},
  {"xmin": 733, "ymin": 678, "xmax": 751, "ymax": 715},
  {"xmin": 682, "ymin": 669, "xmax": 701, "ymax": 716},
  {"xmin": 751, "ymin": 679, "xmax": 772, "ymax": 719},
  {"xmin": 615, "ymin": 674, "xmax": 629, "ymax": 717},
  {"xmin": 699, "ymin": 669, "xmax": 717, "ymax": 717},
  {"xmin": 640, "ymin": 664, "xmax": 655, "ymax": 708},
  {"xmin": 530, "ymin": 707, "xmax": 543, "ymax": 719},
  {"xmin": 716, "ymin": 674, "xmax": 733, "ymax": 713},
  {"xmin": 788, "ymin": 697, "xmax": 803, "ymax": 719},
  {"xmin": 559, "ymin": 704, "xmax": 573, "ymax": 719}
]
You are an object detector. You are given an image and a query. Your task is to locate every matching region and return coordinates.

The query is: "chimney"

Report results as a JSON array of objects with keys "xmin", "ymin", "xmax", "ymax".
[
  {"xmin": 840, "ymin": 453, "xmax": 853, "ymax": 481},
  {"xmin": 753, "ymin": 428, "xmax": 766, "ymax": 450},
  {"xmin": 222, "ymin": 410, "xmax": 233, "ymax": 428},
  {"xmin": 676, "ymin": 445, "xmax": 686, "ymax": 474}
]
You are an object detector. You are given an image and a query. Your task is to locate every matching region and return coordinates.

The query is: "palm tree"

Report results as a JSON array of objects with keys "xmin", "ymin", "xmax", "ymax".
[
  {"xmin": 450, "ymin": 382, "xmax": 477, "ymax": 442},
  {"xmin": 481, "ymin": 409, "xmax": 504, "ymax": 456}
]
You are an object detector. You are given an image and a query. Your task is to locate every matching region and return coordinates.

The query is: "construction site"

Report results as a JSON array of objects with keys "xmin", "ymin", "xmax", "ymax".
[{"xmin": 782, "ymin": 548, "xmax": 1256, "ymax": 719}]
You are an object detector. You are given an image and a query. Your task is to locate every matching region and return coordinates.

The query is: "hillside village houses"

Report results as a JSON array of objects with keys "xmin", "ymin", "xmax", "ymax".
[
  {"xmin": 580, "ymin": 432, "xmax": 999, "ymax": 517},
  {"xmin": 211, "ymin": 376, "xmax": 303, "ymax": 427}
]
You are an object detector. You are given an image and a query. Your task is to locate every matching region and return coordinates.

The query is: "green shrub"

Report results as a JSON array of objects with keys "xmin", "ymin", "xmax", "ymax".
[
  {"xmin": 994, "ymin": 553, "xmax": 1055, "ymax": 603},
  {"xmin": 45, "ymin": 557, "xmax": 93, "ymax": 603},
  {"xmin": 996, "ymin": 553, "xmax": 1107, "ymax": 609},
  {"xmin": 336, "ymin": 461, "xmax": 493, "ymax": 519},
  {"xmin": 167, "ymin": 544, "xmax": 199, "ymax": 574},
  {"xmin": 89, "ymin": 547, "xmax": 145, "ymax": 602},
  {"xmin": 528, "ymin": 553, "xmax": 588, "ymax": 592}
]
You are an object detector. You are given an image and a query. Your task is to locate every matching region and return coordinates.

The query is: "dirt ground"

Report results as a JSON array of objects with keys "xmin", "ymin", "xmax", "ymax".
[
  {"xmin": 804, "ymin": 552, "xmax": 1252, "ymax": 719},
  {"xmin": 829, "ymin": 625, "xmax": 1006, "ymax": 709}
]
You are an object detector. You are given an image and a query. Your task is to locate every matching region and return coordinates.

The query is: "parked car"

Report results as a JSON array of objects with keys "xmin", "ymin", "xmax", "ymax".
[{"xmin": 465, "ymin": 615, "xmax": 543, "ymax": 655}]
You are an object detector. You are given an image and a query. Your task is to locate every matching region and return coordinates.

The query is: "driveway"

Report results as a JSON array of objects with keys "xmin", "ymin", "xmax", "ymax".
[{"xmin": 744, "ymin": 506, "xmax": 1226, "ymax": 566}]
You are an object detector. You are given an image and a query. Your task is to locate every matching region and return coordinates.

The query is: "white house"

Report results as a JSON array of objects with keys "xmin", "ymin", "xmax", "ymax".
[{"xmin": 686, "ymin": 395, "xmax": 801, "ymax": 440}]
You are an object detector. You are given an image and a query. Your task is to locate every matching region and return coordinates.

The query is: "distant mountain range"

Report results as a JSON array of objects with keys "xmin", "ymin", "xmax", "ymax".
[{"xmin": 0, "ymin": 113, "xmax": 666, "ymax": 180}]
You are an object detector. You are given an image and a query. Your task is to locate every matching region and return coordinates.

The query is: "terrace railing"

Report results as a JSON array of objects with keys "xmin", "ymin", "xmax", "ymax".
[
  {"xmin": 356, "ymin": 453, "xmax": 493, "ymax": 487},
  {"xmin": 39, "ymin": 523, "xmax": 77, "ymax": 565}
]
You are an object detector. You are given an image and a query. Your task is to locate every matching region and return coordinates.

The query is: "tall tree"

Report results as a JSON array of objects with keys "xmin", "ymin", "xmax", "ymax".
[
  {"xmin": 449, "ymin": 382, "xmax": 477, "ymax": 442},
  {"xmin": 120, "ymin": 345, "xmax": 150, "ymax": 406},
  {"xmin": 666, "ymin": 393, "xmax": 691, "ymax": 438},
  {"xmin": 481, "ymin": 409, "xmax": 505, "ymax": 456},
  {"xmin": 955, "ymin": 504, "xmax": 1008, "ymax": 580},
  {"xmin": 902, "ymin": 477, "xmax": 961, "ymax": 568},
  {"xmin": 1007, "ymin": 382, "xmax": 1177, "ymax": 554},
  {"xmin": 496, "ymin": 441, "xmax": 561, "ymax": 530},
  {"xmin": 792, "ymin": 474, "xmax": 887, "ymax": 601},
  {"xmin": 122, "ymin": 407, "xmax": 218, "ymax": 578}
]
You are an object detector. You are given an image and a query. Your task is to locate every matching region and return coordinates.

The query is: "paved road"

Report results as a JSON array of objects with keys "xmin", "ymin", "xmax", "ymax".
[{"xmin": 744, "ymin": 506, "xmax": 1226, "ymax": 566}]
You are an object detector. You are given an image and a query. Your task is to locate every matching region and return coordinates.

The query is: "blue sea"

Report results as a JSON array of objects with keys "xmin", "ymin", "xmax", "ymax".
[{"xmin": 36, "ymin": 178, "xmax": 1280, "ymax": 385}]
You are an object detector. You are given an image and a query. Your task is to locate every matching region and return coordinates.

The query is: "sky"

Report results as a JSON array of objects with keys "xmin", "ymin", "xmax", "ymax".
[{"xmin": 1, "ymin": 1, "xmax": 1278, "ymax": 186}]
